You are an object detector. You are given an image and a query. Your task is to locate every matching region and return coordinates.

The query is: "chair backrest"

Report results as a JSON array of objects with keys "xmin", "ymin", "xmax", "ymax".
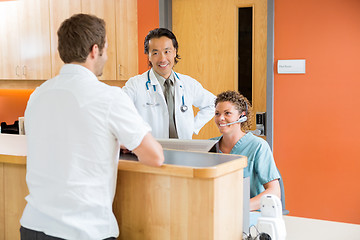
[{"xmin": 277, "ymin": 169, "xmax": 289, "ymax": 215}]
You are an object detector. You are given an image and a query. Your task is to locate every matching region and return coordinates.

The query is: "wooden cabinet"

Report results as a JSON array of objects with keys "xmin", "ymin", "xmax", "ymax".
[
  {"xmin": 84, "ymin": 0, "xmax": 139, "ymax": 81},
  {"xmin": 115, "ymin": 0, "xmax": 139, "ymax": 80},
  {"xmin": 81, "ymin": 0, "xmax": 118, "ymax": 81},
  {"xmin": 0, "ymin": 0, "xmax": 51, "ymax": 80},
  {"xmin": 49, "ymin": 0, "xmax": 82, "ymax": 78},
  {"xmin": 49, "ymin": 0, "xmax": 138, "ymax": 80},
  {"xmin": 0, "ymin": 2, "xmax": 20, "ymax": 80},
  {"xmin": 1, "ymin": 0, "xmax": 138, "ymax": 81}
]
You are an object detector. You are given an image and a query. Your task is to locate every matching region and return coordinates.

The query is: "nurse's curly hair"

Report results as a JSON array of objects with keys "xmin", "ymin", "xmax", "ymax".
[{"xmin": 215, "ymin": 90, "xmax": 253, "ymax": 131}]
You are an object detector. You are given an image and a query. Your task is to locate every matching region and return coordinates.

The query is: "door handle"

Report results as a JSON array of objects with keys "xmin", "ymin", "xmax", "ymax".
[
  {"xmin": 16, "ymin": 65, "xmax": 21, "ymax": 76},
  {"xmin": 255, "ymin": 112, "xmax": 266, "ymax": 136},
  {"xmin": 22, "ymin": 65, "xmax": 27, "ymax": 76}
]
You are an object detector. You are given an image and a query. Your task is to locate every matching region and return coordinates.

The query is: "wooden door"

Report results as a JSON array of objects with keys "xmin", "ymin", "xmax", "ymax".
[{"xmin": 172, "ymin": 0, "xmax": 268, "ymax": 139}]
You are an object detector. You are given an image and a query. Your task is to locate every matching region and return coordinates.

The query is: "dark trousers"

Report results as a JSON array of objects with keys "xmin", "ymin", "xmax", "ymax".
[{"xmin": 20, "ymin": 226, "xmax": 116, "ymax": 240}]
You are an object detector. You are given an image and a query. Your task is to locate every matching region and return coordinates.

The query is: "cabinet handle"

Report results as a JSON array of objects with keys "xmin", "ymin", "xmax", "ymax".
[
  {"xmin": 118, "ymin": 64, "xmax": 122, "ymax": 77},
  {"xmin": 16, "ymin": 65, "xmax": 20, "ymax": 76},
  {"xmin": 22, "ymin": 66, "xmax": 27, "ymax": 76}
]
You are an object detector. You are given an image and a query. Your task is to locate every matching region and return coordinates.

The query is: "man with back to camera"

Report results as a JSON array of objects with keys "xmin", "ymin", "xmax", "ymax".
[
  {"xmin": 123, "ymin": 28, "xmax": 216, "ymax": 139},
  {"xmin": 20, "ymin": 14, "xmax": 164, "ymax": 240}
]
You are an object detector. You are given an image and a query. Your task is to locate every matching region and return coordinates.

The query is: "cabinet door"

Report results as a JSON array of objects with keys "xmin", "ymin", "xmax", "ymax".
[
  {"xmin": 116, "ymin": 0, "xmax": 138, "ymax": 80},
  {"xmin": 82, "ymin": 0, "xmax": 117, "ymax": 81},
  {"xmin": 18, "ymin": 0, "xmax": 51, "ymax": 80},
  {"xmin": 0, "ymin": 0, "xmax": 51, "ymax": 80},
  {"xmin": 0, "ymin": 1, "xmax": 21, "ymax": 79},
  {"xmin": 49, "ymin": 0, "xmax": 81, "ymax": 77}
]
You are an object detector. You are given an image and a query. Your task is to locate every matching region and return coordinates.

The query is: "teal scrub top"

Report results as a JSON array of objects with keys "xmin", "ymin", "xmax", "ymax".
[{"xmin": 211, "ymin": 133, "xmax": 280, "ymax": 198}]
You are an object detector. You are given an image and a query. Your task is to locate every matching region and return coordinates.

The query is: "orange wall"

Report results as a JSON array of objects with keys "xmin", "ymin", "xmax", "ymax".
[
  {"xmin": 137, "ymin": 0, "xmax": 159, "ymax": 73},
  {"xmin": 0, "ymin": 89, "xmax": 33, "ymax": 124},
  {"xmin": 274, "ymin": 0, "xmax": 360, "ymax": 224}
]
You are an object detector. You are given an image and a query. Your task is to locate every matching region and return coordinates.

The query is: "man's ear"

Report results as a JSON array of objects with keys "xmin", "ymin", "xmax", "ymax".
[
  {"xmin": 89, "ymin": 44, "xmax": 99, "ymax": 59},
  {"xmin": 147, "ymin": 54, "xmax": 152, "ymax": 67}
]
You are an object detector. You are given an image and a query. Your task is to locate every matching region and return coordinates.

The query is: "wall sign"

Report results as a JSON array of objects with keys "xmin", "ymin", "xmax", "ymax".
[{"xmin": 277, "ymin": 59, "xmax": 306, "ymax": 74}]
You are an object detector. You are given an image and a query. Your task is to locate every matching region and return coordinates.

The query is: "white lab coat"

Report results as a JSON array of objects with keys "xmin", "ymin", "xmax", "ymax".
[{"xmin": 123, "ymin": 68, "xmax": 216, "ymax": 139}]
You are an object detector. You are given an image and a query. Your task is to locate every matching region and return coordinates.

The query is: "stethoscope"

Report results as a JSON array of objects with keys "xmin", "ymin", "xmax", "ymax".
[{"xmin": 146, "ymin": 70, "xmax": 188, "ymax": 112}]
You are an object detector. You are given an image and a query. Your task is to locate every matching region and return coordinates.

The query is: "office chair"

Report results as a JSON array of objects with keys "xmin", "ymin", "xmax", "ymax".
[{"xmin": 277, "ymin": 169, "xmax": 289, "ymax": 215}]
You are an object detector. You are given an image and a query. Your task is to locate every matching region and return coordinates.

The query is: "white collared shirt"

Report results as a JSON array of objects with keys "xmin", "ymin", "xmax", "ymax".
[{"xmin": 21, "ymin": 64, "xmax": 151, "ymax": 240}]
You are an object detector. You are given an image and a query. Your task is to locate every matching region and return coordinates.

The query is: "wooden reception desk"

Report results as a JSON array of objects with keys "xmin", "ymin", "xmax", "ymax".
[{"xmin": 0, "ymin": 134, "xmax": 247, "ymax": 240}]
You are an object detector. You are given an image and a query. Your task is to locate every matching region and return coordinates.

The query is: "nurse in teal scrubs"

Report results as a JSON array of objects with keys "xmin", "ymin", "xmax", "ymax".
[{"xmin": 211, "ymin": 90, "xmax": 281, "ymax": 211}]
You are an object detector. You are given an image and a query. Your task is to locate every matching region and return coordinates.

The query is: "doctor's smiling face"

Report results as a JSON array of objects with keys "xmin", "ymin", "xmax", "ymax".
[{"xmin": 148, "ymin": 36, "xmax": 177, "ymax": 79}]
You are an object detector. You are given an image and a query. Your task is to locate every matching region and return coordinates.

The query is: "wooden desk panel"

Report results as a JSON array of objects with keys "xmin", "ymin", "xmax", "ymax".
[
  {"xmin": 0, "ymin": 135, "xmax": 247, "ymax": 240},
  {"xmin": 114, "ymin": 150, "xmax": 246, "ymax": 240},
  {"xmin": 4, "ymin": 164, "xmax": 28, "ymax": 240},
  {"xmin": 0, "ymin": 163, "xmax": 27, "ymax": 240},
  {"xmin": 0, "ymin": 163, "xmax": 4, "ymax": 240},
  {"xmin": 114, "ymin": 169, "xmax": 244, "ymax": 240}
]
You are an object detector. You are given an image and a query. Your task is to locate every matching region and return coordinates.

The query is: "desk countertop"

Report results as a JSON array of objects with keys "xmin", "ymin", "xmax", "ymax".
[
  {"xmin": 0, "ymin": 134, "xmax": 247, "ymax": 178},
  {"xmin": 119, "ymin": 149, "xmax": 247, "ymax": 178},
  {"xmin": 0, "ymin": 134, "xmax": 27, "ymax": 164}
]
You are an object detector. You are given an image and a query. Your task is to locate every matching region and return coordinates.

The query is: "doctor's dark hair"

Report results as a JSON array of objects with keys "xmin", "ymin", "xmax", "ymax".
[
  {"xmin": 144, "ymin": 28, "xmax": 181, "ymax": 67},
  {"xmin": 215, "ymin": 90, "xmax": 253, "ymax": 131},
  {"xmin": 57, "ymin": 13, "xmax": 106, "ymax": 63}
]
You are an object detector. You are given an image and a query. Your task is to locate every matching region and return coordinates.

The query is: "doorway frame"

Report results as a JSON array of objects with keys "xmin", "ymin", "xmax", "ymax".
[{"xmin": 159, "ymin": 0, "xmax": 274, "ymax": 150}]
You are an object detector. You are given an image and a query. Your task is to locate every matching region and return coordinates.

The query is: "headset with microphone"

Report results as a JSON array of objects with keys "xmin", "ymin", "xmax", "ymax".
[
  {"xmin": 219, "ymin": 115, "xmax": 247, "ymax": 126},
  {"xmin": 219, "ymin": 101, "xmax": 248, "ymax": 127}
]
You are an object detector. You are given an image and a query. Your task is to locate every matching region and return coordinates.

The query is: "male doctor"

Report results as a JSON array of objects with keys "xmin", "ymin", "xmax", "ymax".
[{"xmin": 123, "ymin": 28, "xmax": 215, "ymax": 139}]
